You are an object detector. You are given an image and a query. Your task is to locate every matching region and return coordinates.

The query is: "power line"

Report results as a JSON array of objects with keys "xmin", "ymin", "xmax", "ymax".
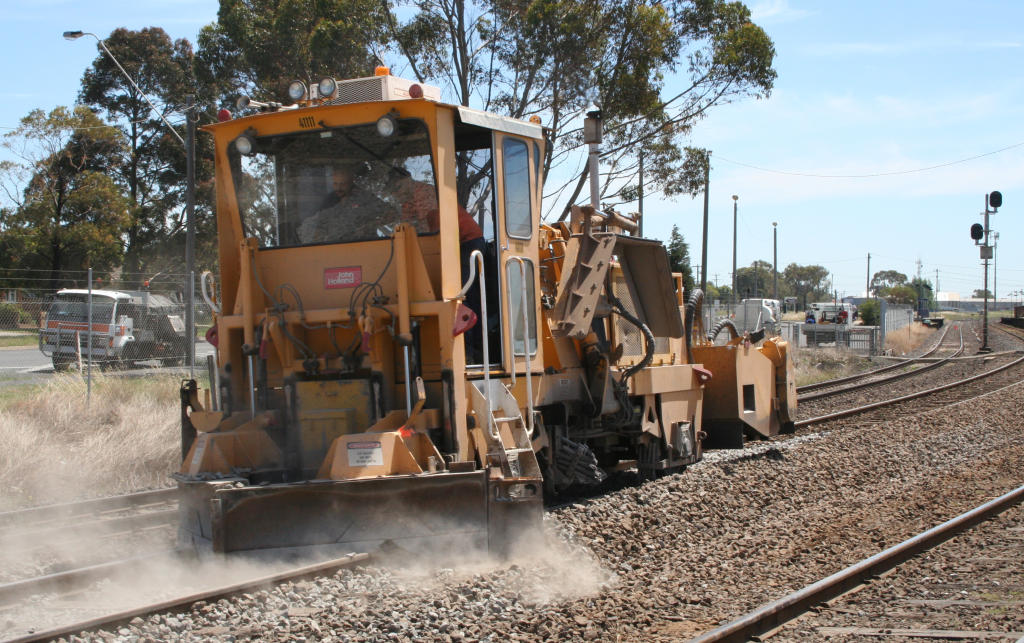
[{"xmin": 715, "ymin": 140, "xmax": 1024, "ymax": 179}]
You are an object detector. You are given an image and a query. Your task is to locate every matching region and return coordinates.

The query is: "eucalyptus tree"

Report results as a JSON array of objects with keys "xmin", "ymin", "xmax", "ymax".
[
  {"xmin": 0, "ymin": 107, "xmax": 129, "ymax": 289},
  {"xmin": 389, "ymin": 0, "xmax": 776, "ymax": 217},
  {"xmin": 78, "ymin": 27, "xmax": 196, "ymax": 282}
]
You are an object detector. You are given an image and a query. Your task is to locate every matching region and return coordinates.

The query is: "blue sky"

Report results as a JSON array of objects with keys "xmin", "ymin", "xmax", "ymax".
[{"xmin": 2, "ymin": 0, "xmax": 1022, "ymax": 299}]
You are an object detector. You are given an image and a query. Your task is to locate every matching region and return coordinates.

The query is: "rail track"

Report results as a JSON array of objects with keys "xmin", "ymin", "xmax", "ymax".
[
  {"xmin": 796, "ymin": 322, "xmax": 951, "ymax": 395},
  {"xmin": 2, "ymin": 552, "xmax": 369, "ymax": 643},
  {"xmin": 688, "ymin": 483, "xmax": 1024, "ymax": 643},
  {"xmin": 0, "ymin": 488, "xmax": 178, "ymax": 562},
  {"xmin": 794, "ymin": 347, "xmax": 1024, "ymax": 429},
  {"xmin": 4, "ymin": 320, "xmax": 1023, "ymax": 641},
  {"xmin": 796, "ymin": 324, "xmax": 965, "ymax": 403}
]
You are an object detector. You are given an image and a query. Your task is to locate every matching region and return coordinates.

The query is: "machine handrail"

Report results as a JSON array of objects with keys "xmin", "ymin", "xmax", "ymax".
[
  {"xmin": 458, "ymin": 249, "xmax": 498, "ymax": 441},
  {"xmin": 505, "ymin": 256, "xmax": 535, "ymax": 437}
]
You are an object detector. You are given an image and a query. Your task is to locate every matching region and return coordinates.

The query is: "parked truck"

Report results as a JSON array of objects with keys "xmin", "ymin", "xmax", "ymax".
[{"xmin": 39, "ymin": 289, "xmax": 187, "ymax": 370}]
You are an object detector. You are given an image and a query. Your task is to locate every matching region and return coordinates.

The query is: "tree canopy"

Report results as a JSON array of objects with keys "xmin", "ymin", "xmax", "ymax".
[
  {"xmin": 870, "ymin": 269, "xmax": 907, "ymax": 297},
  {"xmin": 388, "ymin": 0, "xmax": 776, "ymax": 217},
  {"xmin": 782, "ymin": 263, "xmax": 829, "ymax": 308},
  {"xmin": 200, "ymin": 0, "xmax": 391, "ymax": 100},
  {"xmin": 0, "ymin": 107, "xmax": 130, "ymax": 288},
  {"xmin": 0, "ymin": 1, "xmax": 777, "ymax": 293},
  {"xmin": 78, "ymin": 27, "xmax": 205, "ymax": 284},
  {"xmin": 666, "ymin": 225, "xmax": 694, "ymax": 293}
]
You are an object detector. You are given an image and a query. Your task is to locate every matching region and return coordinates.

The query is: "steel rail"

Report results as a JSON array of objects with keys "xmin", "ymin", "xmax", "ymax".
[
  {"xmin": 798, "ymin": 327, "xmax": 963, "ymax": 402},
  {"xmin": 0, "ymin": 488, "xmax": 177, "ymax": 531},
  {"xmin": 688, "ymin": 483, "xmax": 1024, "ymax": 643},
  {"xmin": 3, "ymin": 552, "xmax": 370, "ymax": 643},
  {"xmin": 796, "ymin": 323, "xmax": 951, "ymax": 394},
  {"xmin": 2, "ymin": 508, "xmax": 177, "ymax": 557},
  {"xmin": 795, "ymin": 351, "xmax": 1024, "ymax": 429},
  {"xmin": 0, "ymin": 551, "xmax": 180, "ymax": 607}
]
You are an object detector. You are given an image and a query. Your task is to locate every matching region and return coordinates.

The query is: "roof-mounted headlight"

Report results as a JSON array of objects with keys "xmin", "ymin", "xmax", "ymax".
[
  {"xmin": 287, "ymin": 80, "xmax": 307, "ymax": 102},
  {"xmin": 376, "ymin": 112, "xmax": 398, "ymax": 138},
  {"xmin": 234, "ymin": 134, "xmax": 255, "ymax": 156},
  {"xmin": 318, "ymin": 77, "xmax": 337, "ymax": 99}
]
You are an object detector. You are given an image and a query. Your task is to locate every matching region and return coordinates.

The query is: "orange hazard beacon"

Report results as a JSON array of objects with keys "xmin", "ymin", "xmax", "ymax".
[{"xmin": 176, "ymin": 67, "xmax": 794, "ymax": 556}]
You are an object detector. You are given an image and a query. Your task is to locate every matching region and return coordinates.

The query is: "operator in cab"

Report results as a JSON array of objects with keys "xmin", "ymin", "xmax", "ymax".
[{"xmin": 298, "ymin": 164, "xmax": 390, "ymax": 243}]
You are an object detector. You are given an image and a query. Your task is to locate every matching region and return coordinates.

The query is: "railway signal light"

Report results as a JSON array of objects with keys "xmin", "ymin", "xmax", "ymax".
[{"xmin": 976, "ymin": 190, "xmax": 1004, "ymax": 353}]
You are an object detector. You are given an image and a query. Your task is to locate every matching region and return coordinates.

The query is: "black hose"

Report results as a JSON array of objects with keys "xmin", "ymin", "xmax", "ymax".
[
  {"xmin": 609, "ymin": 295, "xmax": 655, "ymax": 382},
  {"xmin": 709, "ymin": 318, "xmax": 740, "ymax": 342}
]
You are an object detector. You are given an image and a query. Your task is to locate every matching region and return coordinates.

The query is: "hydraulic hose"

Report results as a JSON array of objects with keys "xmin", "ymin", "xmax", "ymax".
[{"xmin": 709, "ymin": 318, "xmax": 740, "ymax": 342}]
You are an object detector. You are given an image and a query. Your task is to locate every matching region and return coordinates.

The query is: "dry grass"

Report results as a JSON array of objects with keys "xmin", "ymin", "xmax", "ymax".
[
  {"xmin": 792, "ymin": 347, "xmax": 875, "ymax": 387},
  {"xmin": 0, "ymin": 374, "xmax": 182, "ymax": 511},
  {"xmin": 884, "ymin": 322, "xmax": 936, "ymax": 356}
]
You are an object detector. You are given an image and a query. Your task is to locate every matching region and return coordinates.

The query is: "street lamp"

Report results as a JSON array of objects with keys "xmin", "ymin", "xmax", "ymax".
[
  {"xmin": 731, "ymin": 195, "xmax": 738, "ymax": 312},
  {"xmin": 772, "ymin": 222, "xmax": 778, "ymax": 300},
  {"xmin": 65, "ymin": 29, "xmax": 197, "ymax": 374},
  {"xmin": 63, "ymin": 31, "xmax": 184, "ymax": 146}
]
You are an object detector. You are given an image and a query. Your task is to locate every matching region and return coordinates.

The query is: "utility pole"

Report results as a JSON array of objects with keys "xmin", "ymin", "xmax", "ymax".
[
  {"xmin": 772, "ymin": 222, "xmax": 778, "ymax": 300},
  {"xmin": 637, "ymin": 149, "xmax": 644, "ymax": 237},
  {"xmin": 731, "ymin": 194, "xmax": 738, "ymax": 312},
  {"xmin": 699, "ymin": 151, "xmax": 711, "ymax": 293},
  {"xmin": 935, "ymin": 268, "xmax": 940, "ymax": 312},
  {"xmin": 185, "ymin": 94, "xmax": 197, "ymax": 375},
  {"xmin": 866, "ymin": 253, "xmax": 871, "ymax": 298},
  {"xmin": 915, "ymin": 258, "xmax": 923, "ymax": 312}
]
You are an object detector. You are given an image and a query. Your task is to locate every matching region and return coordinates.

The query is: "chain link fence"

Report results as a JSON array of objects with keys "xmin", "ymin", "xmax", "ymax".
[{"xmin": 1, "ymin": 272, "xmax": 214, "ymax": 397}]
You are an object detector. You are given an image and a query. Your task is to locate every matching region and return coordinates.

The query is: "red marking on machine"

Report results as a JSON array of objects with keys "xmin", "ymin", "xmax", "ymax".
[{"xmin": 324, "ymin": 266, "xmax": 362, "ymax": 289}]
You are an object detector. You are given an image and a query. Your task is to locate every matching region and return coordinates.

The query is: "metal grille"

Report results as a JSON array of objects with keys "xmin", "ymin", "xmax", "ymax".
[
  {"xmin": 611, "ymin": 274, "xmax": 644, "ymax": 357},
  {"xmin": 611, "ymin": 274, "xmax": 672, "ymax": 358},
  {"xmin": 326, "ymin": 78, "xmax": 385, "ymax": 105}
]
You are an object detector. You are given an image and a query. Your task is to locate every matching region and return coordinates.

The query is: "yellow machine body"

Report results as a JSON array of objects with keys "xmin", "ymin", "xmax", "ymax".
[
  {"xmin": 691, "ymin": 333, "xmax": 797, "ymax": 448},
  {"xmin": 175, "ymin": 72, "xmax": 711, "ymax": 555}
]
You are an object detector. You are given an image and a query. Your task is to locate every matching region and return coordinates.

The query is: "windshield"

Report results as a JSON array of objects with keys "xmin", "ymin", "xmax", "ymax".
[
  {"xmin": 48, "ymin": 295, "xmax": 116, "ymax": 324},
  {"xmin": 230, "ymin": 118, "xmax": 437, "ymax": 248}
]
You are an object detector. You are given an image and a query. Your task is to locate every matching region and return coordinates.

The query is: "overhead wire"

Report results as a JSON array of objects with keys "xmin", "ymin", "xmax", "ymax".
[{"xmin": 714, "ymin": 140, "xmax": 1024, "ymax": 179}]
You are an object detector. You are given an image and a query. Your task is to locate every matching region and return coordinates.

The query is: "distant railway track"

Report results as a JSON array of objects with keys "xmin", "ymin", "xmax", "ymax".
[
  {"xmin": 795, "ymin": 349, "xmax": 1024, "ymax": 429},
  {"xmin": 794, "ymin": 317, "xmax": 1024, "ymax": 430},
  {"xmin": 796, "ymin": 322, "xmax": 951, "ymax": 395},
  {"xmin": 797, "ymin": 324, "xmax": 964, "ymax": 403}
]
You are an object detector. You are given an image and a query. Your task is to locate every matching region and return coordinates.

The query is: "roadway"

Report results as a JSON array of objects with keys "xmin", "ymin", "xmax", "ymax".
[{"xmin": 0, "ymin": 342, "xmax": 216, "ymax": 380}]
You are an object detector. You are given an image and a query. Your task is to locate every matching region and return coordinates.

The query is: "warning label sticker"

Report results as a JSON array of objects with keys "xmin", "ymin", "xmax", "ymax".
[{"xmin": 347, "ymin": 441, "xmax": 383, "ymax": 467}]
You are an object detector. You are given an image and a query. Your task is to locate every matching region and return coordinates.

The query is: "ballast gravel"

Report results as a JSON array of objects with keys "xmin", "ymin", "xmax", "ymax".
[{"xmin": 55, "ymin": 322, "xmax": 1024, "ymax": 641}]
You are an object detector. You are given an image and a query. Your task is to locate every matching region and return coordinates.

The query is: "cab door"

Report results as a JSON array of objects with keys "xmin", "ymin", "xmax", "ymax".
[{"xmin": 493, "ymin": 133, "xmax": 542, "ymax": 377}]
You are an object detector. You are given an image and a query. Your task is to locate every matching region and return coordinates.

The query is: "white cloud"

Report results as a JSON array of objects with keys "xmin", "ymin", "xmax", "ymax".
[
  {"xmin": 804, "ymin": 37, "xmax": 1023, "ymax": 57},
  {"xmin": 750, "ymin": 0, "xmax": 814, "ymax": 23}
]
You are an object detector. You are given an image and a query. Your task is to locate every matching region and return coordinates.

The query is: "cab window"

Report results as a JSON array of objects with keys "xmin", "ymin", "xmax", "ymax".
[
  {"xmin": 229, "ymin": 119, "xmax": 436, "ymax": 248},
  {"xmin": 502, "ymin": 138, "xmax": 532, "ymax": 239}
]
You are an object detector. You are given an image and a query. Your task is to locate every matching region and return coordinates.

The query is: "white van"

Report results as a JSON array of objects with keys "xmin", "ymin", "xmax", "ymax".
[{"xmin": 808, "ymin": 302, "xmax": 855, "ymax": 325}]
